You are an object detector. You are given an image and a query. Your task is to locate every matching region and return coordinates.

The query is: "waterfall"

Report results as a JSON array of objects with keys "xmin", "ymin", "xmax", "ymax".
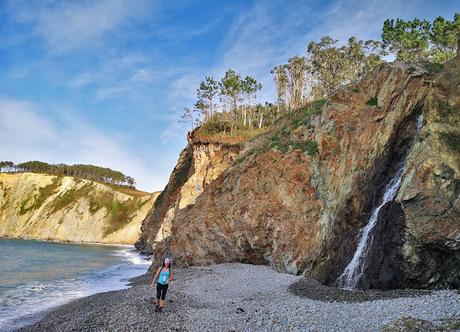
[{"xmin": 337, "ymin": 114, "xmax": 424, "ymax": 289}]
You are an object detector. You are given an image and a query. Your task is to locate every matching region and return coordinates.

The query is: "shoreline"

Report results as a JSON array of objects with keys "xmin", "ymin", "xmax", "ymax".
[
  {"xmin": 13, "ymin": 263, "xmax": 460, "ymax": 332},
  {"xmin": 0, "ymin": 236, "xmax": 138, "ymax": 248},
  {"xmin": 0, "ymin": 240, "xmax": 151, "ymax": 332},
  {"xmin": 1, "ymin": 276, "xmax": 152, "ymax": 332}
]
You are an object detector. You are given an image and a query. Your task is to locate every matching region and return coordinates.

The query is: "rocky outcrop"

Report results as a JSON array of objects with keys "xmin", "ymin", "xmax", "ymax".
[
  {"xmin": 151, "ymin": 58, "xmax": 460, "ymax": 289},
  {"xmin": 135, "ymin": 131, "xmax": 241, "ymax": 254},
  {"xmin": 0, "ymin": 172, "xmax": 158, "ymax": 244}
]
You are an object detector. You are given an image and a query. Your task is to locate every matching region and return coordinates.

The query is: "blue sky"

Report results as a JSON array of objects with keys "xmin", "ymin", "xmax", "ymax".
[{"xmin": 0, "ymin": 0, "xmax": 457, "ymax": 191}]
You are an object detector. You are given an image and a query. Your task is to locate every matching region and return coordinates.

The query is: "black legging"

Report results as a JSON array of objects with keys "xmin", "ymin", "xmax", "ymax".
[{"xmin": 156, "ymin": 283, "xmax": 169, "ymax": 300}]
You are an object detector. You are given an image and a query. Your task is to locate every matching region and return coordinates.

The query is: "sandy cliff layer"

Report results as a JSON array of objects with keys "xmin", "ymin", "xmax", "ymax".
[
  {"xmin": 151, "ymin": 58, "xmax": 460, "ymax": 289},
  {"xmin": 136, "ymin": 131, "xmax": 241, "ymax": 253},
  {"xmin": 0, "ymin": 172, "xmax": 158, "ymax": 244}
]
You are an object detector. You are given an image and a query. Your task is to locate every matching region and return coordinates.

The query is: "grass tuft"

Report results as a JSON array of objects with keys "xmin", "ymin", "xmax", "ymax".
[
  {"xmin": 423, "ymin": 62, "xmax": 444, "ymax": 74},
  {"xmin": 366, "ymin": 97, "xmax": 379, "ymax": 107}
]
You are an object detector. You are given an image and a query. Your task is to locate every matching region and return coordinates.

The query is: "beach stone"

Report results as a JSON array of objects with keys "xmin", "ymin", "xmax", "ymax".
[{"xmin": 14, "ymin": 263, "xmax": 460, "ymax": 332}]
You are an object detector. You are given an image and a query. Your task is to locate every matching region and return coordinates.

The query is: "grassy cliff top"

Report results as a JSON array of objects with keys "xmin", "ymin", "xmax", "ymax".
[{"xmin": 191, "ymin": 126, "xmax": 270, "ymax": 146}]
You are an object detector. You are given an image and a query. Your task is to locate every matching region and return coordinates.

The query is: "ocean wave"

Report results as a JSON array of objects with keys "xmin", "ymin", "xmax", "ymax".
[
  {"xmin": 0, "ymin": 246, "xmax": 149, "ymax": 331},
  {"xmin": 112, "ymin": 248, "xmax": 152, "ymax": 266}
]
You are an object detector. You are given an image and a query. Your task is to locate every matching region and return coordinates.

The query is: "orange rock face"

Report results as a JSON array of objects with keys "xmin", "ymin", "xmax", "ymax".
[
  {"xmin": 149, "ymin": 59, "xmax": 460, "ymax": 289},
  {"xmin": 135, "ymin": 130, "xmax": 240, "ymax": 254}
]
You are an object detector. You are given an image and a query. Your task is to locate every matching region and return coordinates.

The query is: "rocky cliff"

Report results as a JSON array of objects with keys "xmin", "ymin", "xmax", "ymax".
[
  {"xmin": 150, "ymin": 56, "xmax": 460, "ymax": 289},
  {"xmin": 135, "ymin": 130, "xmax": 241, "ymax": 254},
  {"xmin": 0, "ymin": 172, "xmax": 159, "ymax": 244}
]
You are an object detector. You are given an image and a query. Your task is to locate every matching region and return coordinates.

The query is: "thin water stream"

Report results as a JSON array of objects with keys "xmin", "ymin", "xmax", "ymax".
[{"xmin": 337, "ymin": 114, "xmax": 424, "ymax": 289}]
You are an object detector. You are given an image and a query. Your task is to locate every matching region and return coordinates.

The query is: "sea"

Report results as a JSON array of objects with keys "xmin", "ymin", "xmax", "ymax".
[{"xmin": 0, "ymin": 237, "xmax": 151, "ymax": 331}]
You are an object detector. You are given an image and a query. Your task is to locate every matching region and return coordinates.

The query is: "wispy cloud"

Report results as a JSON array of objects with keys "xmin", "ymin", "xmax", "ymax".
[
  {"xmin": 94, "ymin": 86, "xmax": 130, "ymax": 101},
  {"xmin": 153, "ymin": 17, "xmax": 222, "ymax": 42},
  {"xmin": 0, "ymin": 97, "xmax": 163, "ymax": 191},
  {"xmin": 130, "ymin": 68, "xmax": 157, "ymax": 83},
  {"xmin": 8, "ymin": 0, "xmax": 153, "ymax": 53},
  {"xmin": 305, "ymin": 0, "xmax": 405, "ymax": 42}
]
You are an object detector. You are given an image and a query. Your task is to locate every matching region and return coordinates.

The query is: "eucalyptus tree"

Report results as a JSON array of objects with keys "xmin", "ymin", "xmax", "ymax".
[
  {"xmin": 219, "ymin": 69, "xmax": 242, "ymax": 132},
  {"xmin": 430, "ymin": 14, "xmax": 460, "ymax": 62},
  {"xmin": 382, "ymin": 15, "xmax": 460, "ymax": 63},
  {"xmin": 307, "ymin": 36, "xmax": 383, "ymax": 98},
  {"xmin": 241, "ymin": 76, "xmax": 262, "ymax": 127},
  {"xmin": 286, "ymin": 56, "xmax": 308, "ymax": 110},
  {"xmin": 196, "ymin": 76, "xmax": 219, "ymax": 121},
  {"xmin": 180, "ymin": 106, "xmax": 198, "ymax": 130},
  {"xmin": 0, "ymin": 161, "xmax": 14, "ymax": 172},
  {"xmin": 271, "ymin": 65, "xmax": 289, "ymax": 114},
  {"xmin": 126, "ymin": 176, "xmax": 136, "ymax": 188},
  {"xmin": 382, "ymin": 18, "xmax": 432, "ymax": 62}
]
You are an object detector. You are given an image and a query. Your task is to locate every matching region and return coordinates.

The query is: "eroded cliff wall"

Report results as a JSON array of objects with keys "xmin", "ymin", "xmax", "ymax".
[{"xmin": 0, "ymin": 172, "xmax": 158, "ymax": 244}]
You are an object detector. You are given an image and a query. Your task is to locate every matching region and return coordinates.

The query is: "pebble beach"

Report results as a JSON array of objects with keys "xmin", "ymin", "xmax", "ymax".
[{"xmin": 15, "ymin": 263, "xmax": 460, "ymax": 331}]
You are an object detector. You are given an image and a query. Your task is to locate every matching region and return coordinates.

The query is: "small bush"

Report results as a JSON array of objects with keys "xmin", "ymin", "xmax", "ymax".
[
  {"xmin": 292, "ymin": 119, "xmax": 303, "ymax": 129},
  {"xmin": 302, "ymin": 99, "xmax": 326, "ymax": 117},
  {"xmin": 352, "ymin": 87, "xmax": 360, "ymax": 93},
  {"xmin": 305, "ymin": 140, "xmax": 318, "ymax": 155},
  {"xmin": 292, "ymin": 140, "xmax": 318, "ymax": 155},
  {"xmin": 236, "ymin": 155, "xmax": 246, "ymax": 164},
  {"xmin": 366, "ymin": 97, "xmax": 379, "ymax": 107},
  {"xmin": 423, "ymin": 62, "xmax": 444, "ymax": 74},
  {"xmin": 441, "ymin": 132, "xmax": 460, "ymax": 154},
  {"xmin": 251, "ymin": 144, "xmax": 271, "ymax": 157},
  {"xmin": 278, "ymin": 144, "xmax": 289, "ymax": 153},
  {"xmin": 201, "ymin": 115, "xmax": 232, "ymax": 134},
  {"xmin": 437, "ymin": 100, "xmax": 455, "ymax": 116}
]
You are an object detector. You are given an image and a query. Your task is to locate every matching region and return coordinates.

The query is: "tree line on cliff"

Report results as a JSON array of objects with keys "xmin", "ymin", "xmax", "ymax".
[
  {"xmin": 0, "ymin": 161, "xmax": 136, "ymax": 187},
  {"xmin": 180, "ymin": 14, "xmax": 459, "ymax": 136}
]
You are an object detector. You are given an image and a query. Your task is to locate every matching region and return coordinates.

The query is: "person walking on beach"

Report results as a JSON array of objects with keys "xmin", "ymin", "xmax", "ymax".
[{"xmin": 150, "ymin": 257, "xmax": 174, "ymax": 312}]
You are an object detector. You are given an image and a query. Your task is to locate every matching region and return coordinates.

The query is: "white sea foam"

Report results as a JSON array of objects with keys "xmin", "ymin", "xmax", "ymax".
[
  {"xmin": 112, "ymin": 248, "xmax": 151, "ymax": 266},
  {"xmin": 0, "ymin": 244, "xmax": 149, "ymax": 331}
]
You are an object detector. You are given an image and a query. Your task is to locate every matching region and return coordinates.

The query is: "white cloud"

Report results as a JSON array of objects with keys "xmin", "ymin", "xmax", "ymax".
[
  {"xmin": 0, "ymin": 97, "xmax": 164, "ymax": 191},
  {"xmin": 9, "ymin": 0, "xmax": 153, "ymax": 53}
]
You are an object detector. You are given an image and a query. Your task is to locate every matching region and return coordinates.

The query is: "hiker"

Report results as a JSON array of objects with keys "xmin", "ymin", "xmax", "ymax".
[{"xmin": 149, "ymin": 257, "xmax": 174, "ymax": 312}]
